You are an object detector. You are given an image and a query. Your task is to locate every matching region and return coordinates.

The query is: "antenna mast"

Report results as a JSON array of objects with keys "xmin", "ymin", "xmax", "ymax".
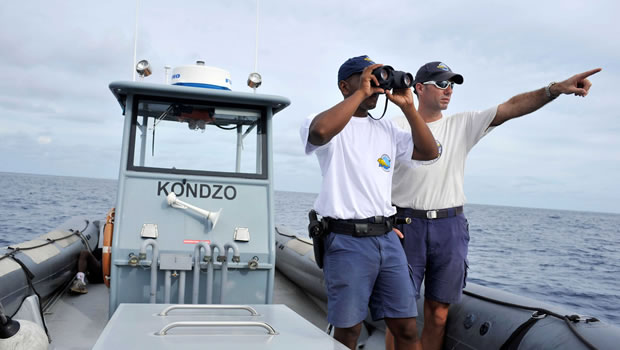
[
  {"xmin": 254, "ymin": 0, "xmax": 260, "ymax": 74},
  {"xmin": 246, "ymin": 0, "xmax": 262, "ymax": 92},
  {"xmin": 132, "ymin": 0, "xmax": 139, "ymax": 81}
]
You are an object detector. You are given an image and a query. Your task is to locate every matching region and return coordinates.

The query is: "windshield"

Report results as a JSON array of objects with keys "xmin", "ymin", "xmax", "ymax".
[{"xmin": 128, "ymin": 96, "xmax": 266, "ymax": 178}]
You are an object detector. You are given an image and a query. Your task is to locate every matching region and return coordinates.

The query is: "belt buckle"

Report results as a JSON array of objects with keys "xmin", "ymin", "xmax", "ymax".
[{"xmin": 426, "ymin": 210, "xmax": 437, "ymax": 219}]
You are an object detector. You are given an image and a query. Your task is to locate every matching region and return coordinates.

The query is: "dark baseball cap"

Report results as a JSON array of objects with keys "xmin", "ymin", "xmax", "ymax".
[
  {"xmin": 414, "ymin": 61, "xmax": 464, "ymax": 85},
  {"xmin": 338, "ymin": 55, "xmax": 376, "ymax": 83}
]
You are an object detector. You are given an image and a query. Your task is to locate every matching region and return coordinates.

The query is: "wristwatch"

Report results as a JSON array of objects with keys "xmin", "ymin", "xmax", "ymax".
[{"xmin": 545, "ymin": 82, "xmax": 558, "ymax": 99}]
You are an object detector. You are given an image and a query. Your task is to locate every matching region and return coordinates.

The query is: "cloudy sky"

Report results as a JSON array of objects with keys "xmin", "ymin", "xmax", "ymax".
[{"xmin": 1, "ymin": 1, "xmax": 618, "ymax": 214}]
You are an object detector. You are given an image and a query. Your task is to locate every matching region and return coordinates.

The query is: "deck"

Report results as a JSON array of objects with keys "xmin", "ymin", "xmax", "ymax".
[{"xmin": 44, "ymin": 270, "xmax": 327, "ymax": 349}]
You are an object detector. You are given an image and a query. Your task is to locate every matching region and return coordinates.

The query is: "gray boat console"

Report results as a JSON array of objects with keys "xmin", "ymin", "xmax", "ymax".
[{"xmin": 107, "ymin": 81, "xmax": 290, "ymax": 314}]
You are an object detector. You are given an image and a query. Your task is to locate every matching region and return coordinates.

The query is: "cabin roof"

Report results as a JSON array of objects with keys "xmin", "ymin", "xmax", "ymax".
[{"xmin": 109, "ymin": 81, "xmax": 290, "ymax": 115}]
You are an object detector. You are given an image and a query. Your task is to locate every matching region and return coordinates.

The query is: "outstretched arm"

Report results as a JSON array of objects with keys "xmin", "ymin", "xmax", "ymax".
[
  {"xmin": 308, "ymin": 64, "xmax": 385, "ymax": 146},
  {"xmin": 491, "ymin": 68, "xmax": 602, "ymax": 127},
  {"xmin": 387, "ymin": 88, "xmax": 438, "ymax": 161}
]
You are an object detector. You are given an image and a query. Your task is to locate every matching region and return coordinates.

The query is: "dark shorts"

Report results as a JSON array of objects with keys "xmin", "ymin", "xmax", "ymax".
[
  {"xmin": 397, "ymin": 208, "xmax": 469, "ymax": 304},
  {"xmin": 322, "ymin": 230, "xmax": 417, "ymax": 328}
]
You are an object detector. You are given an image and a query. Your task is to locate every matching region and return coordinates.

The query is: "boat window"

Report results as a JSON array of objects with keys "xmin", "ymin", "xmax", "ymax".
[{"xmin": 128, "ymin": 97, "xmax": 266, "ymax": 178}]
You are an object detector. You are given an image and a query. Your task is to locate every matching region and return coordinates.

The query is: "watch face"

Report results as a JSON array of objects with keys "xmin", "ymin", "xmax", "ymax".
[{"xmin": 546, "ymin": 82, "xmax": 557, "ymax": 98}]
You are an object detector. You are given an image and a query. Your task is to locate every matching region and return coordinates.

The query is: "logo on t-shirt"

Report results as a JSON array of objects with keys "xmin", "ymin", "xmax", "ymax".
[
  {"xmin": 421, "ymin": 139, "xmax": 442, "ymax": 165},
  {"xmin": 377, "ymin": 154, "xmax": 391, "ymax": 171}
]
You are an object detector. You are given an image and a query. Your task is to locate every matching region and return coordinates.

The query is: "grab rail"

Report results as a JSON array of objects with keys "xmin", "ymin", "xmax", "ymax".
[
  {"xmin": 158, "ymin": 304, "xmax": 259, "ymax": 316},
  {"xmin": 155, "ymin": 321, "xmax": 277, "ymax": 335}
]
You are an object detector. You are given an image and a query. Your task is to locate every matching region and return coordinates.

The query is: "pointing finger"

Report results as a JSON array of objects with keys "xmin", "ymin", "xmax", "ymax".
[{"xmin": 575, "ymin": 68, "xmax": 602, "ymax": 80}]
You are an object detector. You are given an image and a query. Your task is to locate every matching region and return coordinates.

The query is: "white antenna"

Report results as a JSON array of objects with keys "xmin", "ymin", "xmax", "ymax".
[
  {"xmin": 245, "ymin": 0, "xmax": 262, "ymax": 93},
  {"xmin": 254, "ymin": 0, "xmax": 259, "ymax": 74},
  {"xmin": 164, "ymin": 65, "xmax": 171, "ymax": 84},
  {"xmin": 132, "ymin": 0, "xmax": 140, "ymax": 81}
]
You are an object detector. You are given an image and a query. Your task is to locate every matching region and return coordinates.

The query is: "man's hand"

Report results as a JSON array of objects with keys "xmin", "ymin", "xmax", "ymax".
[
  {"xmin": 552, "ymin": 68, "xmax": 602, "ymax": 97},
  {"xmin": 386, "ymin": 87, "xmax": 414, "ymax": 110},
  {"xmin": 493, "ymin": 67, "xmax": 602, "ymax": 126},
  {"xmin": 357, "ymin": 63, "xmax": 386, "ymax": 98}
]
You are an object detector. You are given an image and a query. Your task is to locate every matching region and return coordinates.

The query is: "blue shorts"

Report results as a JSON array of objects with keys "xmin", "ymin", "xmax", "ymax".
[
  {"xmin": 397, "ymin": 208, "xmax": 469, "ymax": 304},
  {"xmin": 322, "ymin": 230, "xmax": 417, "ymax": 328}
]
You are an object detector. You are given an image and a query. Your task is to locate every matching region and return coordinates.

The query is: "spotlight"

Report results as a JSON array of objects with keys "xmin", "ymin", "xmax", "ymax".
[
  {"xmin": 247, "ymin": 72, "xmax": 262, "ymax": 89},
  {"xmin": 136, "ymin": 60, "xmax": 152, "ymax": 78}
]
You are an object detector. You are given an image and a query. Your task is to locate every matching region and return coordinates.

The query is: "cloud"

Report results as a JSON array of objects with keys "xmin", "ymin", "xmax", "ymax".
[{"xmin": 37, "ymin": 136, "xmax": 52, "ymax": 145}]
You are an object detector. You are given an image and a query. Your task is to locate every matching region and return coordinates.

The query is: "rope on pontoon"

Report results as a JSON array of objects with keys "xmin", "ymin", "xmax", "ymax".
[{"xmin": 463, "ymin": 289, "xmax": 599, "ymax": 350}]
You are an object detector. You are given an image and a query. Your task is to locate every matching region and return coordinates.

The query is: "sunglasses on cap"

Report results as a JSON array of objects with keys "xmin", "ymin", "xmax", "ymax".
[{"xmin": 422, "ymin": 80, "xmax": 455, "ymax": 90}]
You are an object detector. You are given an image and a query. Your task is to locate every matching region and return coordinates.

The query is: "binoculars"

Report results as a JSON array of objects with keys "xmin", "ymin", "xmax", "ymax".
[{"xmin": 371, "ymin": 66, "xmax": 413, "ymax": 90}]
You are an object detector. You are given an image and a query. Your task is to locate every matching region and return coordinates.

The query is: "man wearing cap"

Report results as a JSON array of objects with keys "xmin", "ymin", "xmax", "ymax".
[
  {"xmin": 389, "ymin": 62, "xmax": 600, "ymax": 350},
  {"xmin": 300, "ymin": 55, "xmax": 438, "ymax": 349}
]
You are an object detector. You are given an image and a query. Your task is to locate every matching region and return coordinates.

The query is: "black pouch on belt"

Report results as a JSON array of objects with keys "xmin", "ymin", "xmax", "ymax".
[{"xmin": 308, "ymin": 209, "xmax": 327, "ymax": 269}]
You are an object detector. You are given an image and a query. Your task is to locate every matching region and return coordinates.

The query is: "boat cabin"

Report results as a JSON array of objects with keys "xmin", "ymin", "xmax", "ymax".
[{"xmin": 107, "ymin": 67, "xmax": 289, "ymax": 315}]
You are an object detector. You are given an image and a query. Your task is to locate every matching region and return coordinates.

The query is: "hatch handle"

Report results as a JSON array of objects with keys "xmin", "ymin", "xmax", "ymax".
[
  {"xmin": 158, "ymin": 304, "xmax": 259, "ymax": 316},
  {"xmin": 155, "ymin": 321, "xmax": 277, "ymax": 335}
]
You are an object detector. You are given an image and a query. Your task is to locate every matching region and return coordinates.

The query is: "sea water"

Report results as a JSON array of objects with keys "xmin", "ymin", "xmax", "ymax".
[{"xmin": 1, "ymin": 172, "xmax": 618, "ymax": 325}]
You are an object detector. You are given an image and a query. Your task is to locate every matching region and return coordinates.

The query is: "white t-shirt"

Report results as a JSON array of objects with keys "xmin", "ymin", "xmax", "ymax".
[
  {"xmin": 300, "ymin": 114, "xmax": 418, "ymax": 219},
  {"xmin": 391, "ymin": 106, "xmax": 498, "ymax": 210}
]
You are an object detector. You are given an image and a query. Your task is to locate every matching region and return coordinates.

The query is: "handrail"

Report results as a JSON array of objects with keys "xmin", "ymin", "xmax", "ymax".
[
  {"xmin": 158, "ymin": 304, "xmax": 259, "ymax": 316},
  {"xmin": 155, "ymin": 321, "xmax": 277, "ymax": 335}
]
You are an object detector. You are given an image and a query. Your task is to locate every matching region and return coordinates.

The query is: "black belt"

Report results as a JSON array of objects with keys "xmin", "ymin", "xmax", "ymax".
[
  {"xmin": 326, "ymin": 216, "xmax": 393, "ymax": 237},
  {"xmin": 397, "ymin": 206, "xmax": 463, "ymax": 220}
]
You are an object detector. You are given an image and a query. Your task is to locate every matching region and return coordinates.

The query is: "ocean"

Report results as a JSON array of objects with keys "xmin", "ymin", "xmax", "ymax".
[{"xmin": 1, "ymin": 172, "xmax": 619, "ymax": 325}]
